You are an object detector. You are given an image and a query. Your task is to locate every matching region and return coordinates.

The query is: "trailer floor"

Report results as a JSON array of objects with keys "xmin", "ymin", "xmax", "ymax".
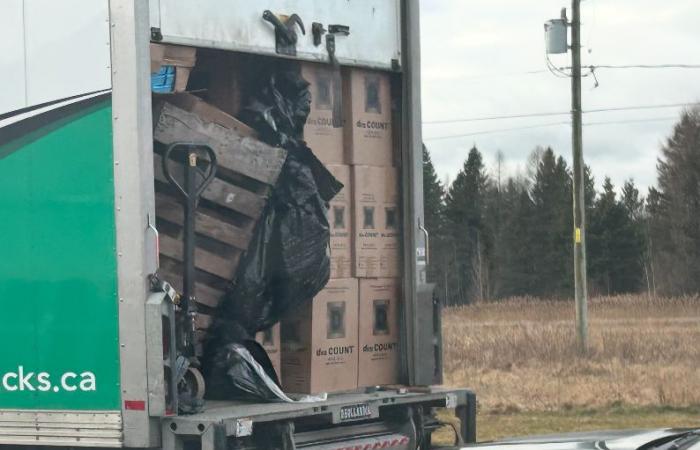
[
  {"xmin": 173, "ymin": 387, "xmax": 464, "ymax": 423},
  {"xmin": 162, "ymin": 387, "xmax": 475, "ymax": 449}
]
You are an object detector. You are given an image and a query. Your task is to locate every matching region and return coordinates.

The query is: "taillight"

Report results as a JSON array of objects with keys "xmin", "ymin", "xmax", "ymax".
[{"xmin": 327, "ymin": 435, "xmax": 409, "ymax": 450}]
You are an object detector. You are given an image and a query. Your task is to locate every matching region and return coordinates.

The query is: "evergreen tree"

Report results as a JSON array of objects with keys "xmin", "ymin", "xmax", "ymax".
[
  {"xmin": 621, "ymin": 179, "xmax": 647, "ymax": 293},
  {"xmin": 588, "ymin": 178, "xmax": 614, "ymax": 295},
  {"xmin": 644, "ymin": 187, "xmax": 663, "ymax": 296},
  {"xmin": 621, "ymin": 179, "xmax": 644, "ymax": 221},
  {"xmin": 588, "ymin": 178, "xmax": 645, "ymax": 294},
  {"xmin": 429, "ymin": 142, "xmax": 667, "ymax": 300},
  {"xmin": 423, "ymin": 145, "xmax": 446, "ymax": 236},
  {"xmin": 492, "ymin": 177, "xmax": 536, "ymax": 297},
  {"xmin": 422, "ymin": 145, "xmax": 449, "ymax": 301},
  {"xmin": 529, "ymin": 147, "xmax": 573, "ymax": 297},
  {"xmin": 445, "ymin": 146, "xmax": 491, "ymax": 304},
  {"xmin": 486, "ymin": 152, "xmax": 506, "ymax": 297},
  {"xmin": 581, "ymin": 165, "xmax": 599, "ymax": 284},
  {"xmin": 651, "ymin": 108, "xmax": 700, "ymax": 294},
  {"xmin": 584, "ymin": 165, "xmax": 596, "ymax": 216}
]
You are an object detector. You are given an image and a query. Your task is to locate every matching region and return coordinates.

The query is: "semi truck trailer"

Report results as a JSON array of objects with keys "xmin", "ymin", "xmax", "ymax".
[{"xmin": 0, "ymin": 1, "xmax": 475, "ymax": 448}]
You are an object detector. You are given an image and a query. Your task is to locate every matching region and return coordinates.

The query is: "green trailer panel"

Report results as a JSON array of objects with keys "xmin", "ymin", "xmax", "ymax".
[{"xmin": 0, "ymin": 98, "xmax": 121, "ymax": 410}]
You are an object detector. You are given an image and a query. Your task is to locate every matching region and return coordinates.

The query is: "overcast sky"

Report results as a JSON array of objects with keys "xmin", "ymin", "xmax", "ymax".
[{"xmin": 420, "ymin": 0, "xmax": 700, "ymax": 192}]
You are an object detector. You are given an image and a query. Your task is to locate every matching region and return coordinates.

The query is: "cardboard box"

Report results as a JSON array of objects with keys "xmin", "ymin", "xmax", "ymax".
[
  {"xmin": 150, "ymin": 44, "xmax": 166, "ymax": 73},
  {"xmin": 344, "ymin": 68, "xmax": 394, "ymax": 166},
  {"xmin": 281, "ymin": 279, "xmax": 359, "ymax": 394},
  {"xmin": 327, "ymin": 165, "xmax": 353, "ymax": 279},
  {"xmin": 206, "ymin": 52, "xmax": 245, "ymax": 118},
  {"xmin": 353, "ymin": 166, "xmax": 384, "ymax": 277},
  {"xmin": 164, "ymin": 92, "xmax": 256, "ymax": 138},
  {"xmin": 353, "ymin": 166, "xmax": 401, "ymax": 278},
  {"xmin": 150, "ymin": 43, "xmax": 197, "ymax": 93},
  {"xmin": 173, "ymin": 67, "xmax": 192, "ymax": 93},
  {"xmin": 256, "ymin": 323, "xmax": 281, "ymax": 378},
  {"xmin": 380, "ymin": 167, "xmax": 401, "ymax": 277},
  {"xmin": 150, "ymin": 43, "xmax": 197, "ymax": 70},
  {"xmin": 358, "ymin": 279, "xmax": 401, "ymax": 387},
  {"xmin": 302, "ymin": 62, "xmax": 344, "ymax": 164}
]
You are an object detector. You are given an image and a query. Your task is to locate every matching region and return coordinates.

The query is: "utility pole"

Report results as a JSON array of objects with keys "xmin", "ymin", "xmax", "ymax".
[{"xmin": 570, "ymin": 0, "xmax": 589, "ymax": 353}]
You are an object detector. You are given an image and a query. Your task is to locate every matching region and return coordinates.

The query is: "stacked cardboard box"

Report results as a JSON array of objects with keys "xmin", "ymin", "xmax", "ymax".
[
  {"xmin": 344, "ymin": 67, "xmax": 400, "ymax": 280},
  {"xmin": 346, "ymin": 68, "xmax": 401, "ymax": 387},
  {"xmin": 352, "ymin": 166, "xmax": 400, "ymax": 279},
  {"xmin": 302, "ymin": 62, "xmax": 352, "ymax": 281},
  {"xmin": 358, "ymin": 278, "xmax": 400, "ymax": 386},
  {"xmin": 302, "ymin": 62, "xmax": 344, "ymax": 165},
  {"xmin": 150, "ymin": 43, "xmax": 197, "ymax": 92},
  {"xmin": 205, "ymin": 52, "xmax": 245, "ymax": 118},
  {"xmin": 343, "ymin": 68, "xmax": 394, "ymax": 166},
  {"xmin": 381, "ymin": 167, "xmax": 401, "ymax": 278},
  {"xmin": 326, "ymin": 165, "xmax": 353, "ymax": 279},
  {"xmin": 280, "ymin": 65, "xmax": 401, "ymax": 394},
  {"xmin": 281, "ymin": 279, "xmax": 359, "ymax": 394}
]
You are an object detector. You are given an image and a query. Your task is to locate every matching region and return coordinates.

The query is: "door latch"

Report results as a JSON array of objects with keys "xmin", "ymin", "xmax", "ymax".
[
  {"xmin": 328, "ymin": 24, "xmax": 350, "ymax": 36},
  {"xmin": 312, "ymin": 22, "xmax": 326, "ymax": 46},
  {"xmin": 324, "ymin": 24, "xmax": 350, "ymax": 67},
  {"xmin": 262, "ymin": 10, "xmax": 305, "ymax": 56}
]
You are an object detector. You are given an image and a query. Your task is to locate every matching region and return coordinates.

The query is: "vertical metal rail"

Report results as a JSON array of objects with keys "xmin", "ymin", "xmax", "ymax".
[
  {"xmin": 400, "ymin": 0, "xmax": 427, "ymax": 386},
  {"xmin": 110, "ymin": 0, "xmax": 161, "ymax": 446}
]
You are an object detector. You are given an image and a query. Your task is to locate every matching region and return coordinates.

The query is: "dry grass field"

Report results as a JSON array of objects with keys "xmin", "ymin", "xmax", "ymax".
[{"xmin": 438, "ymin": 295, "xmax": 700, "ymax": 441}]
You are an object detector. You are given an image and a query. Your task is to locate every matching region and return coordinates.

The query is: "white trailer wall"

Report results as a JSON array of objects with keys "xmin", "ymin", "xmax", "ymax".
[
  {"xmin": 0, "ymin": 0, "xmax": 111, "ymax": 116},
  {"xmin": 151, "ymin": 0, "xmax": 401, "ymax": 70}
]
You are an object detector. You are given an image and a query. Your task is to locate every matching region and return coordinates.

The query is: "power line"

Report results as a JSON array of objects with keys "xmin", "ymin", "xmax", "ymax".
[
  {"xmin": 453, "ymin": 63, "xmax": 700, "ymax": 84},
  {"xmin": 456, "ymin": 63, "xmax": 700, "ymax": 81},
  {"xmin": 424, "ymin": 116, "xmax": 678, "ymax": 141},
  {"xmin": 425, "ymin": 121, "xmax": 570, "ymax": 141},
  {"xmin": 586, "ymin": 102, "xmax": 699, "ymax": 114},
  {"xmin": 456, "ymin": 69, "xmax": 549, "ymax": 81},
  {"xmin": 424, "ymin": 111, "xmax": 570, "ymax": 125},
  {"xmin": 586, "ymin": 116, "xmax": 677, "ymax": 126},
  {"xmin": 423, "ymin": 101, "xmax": 699, "ymax": 125},
  {"xmin": 549, "ymin": 64, "xmax": 700, "ymax": 72},
  {"xmin": 590, "ymin": 64, "xmax": 700, "ymax": 70}
]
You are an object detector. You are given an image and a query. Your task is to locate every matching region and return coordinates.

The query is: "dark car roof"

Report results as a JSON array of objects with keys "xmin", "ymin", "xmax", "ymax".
[{"xmin": 460, "ymin": 428, "xmax": 694, "ymax": 450}]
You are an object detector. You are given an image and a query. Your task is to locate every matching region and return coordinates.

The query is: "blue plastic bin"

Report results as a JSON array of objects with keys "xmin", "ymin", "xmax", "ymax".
[{"xmin": 151, "ymin": 65, "xmax": 175, "ymax": 93}]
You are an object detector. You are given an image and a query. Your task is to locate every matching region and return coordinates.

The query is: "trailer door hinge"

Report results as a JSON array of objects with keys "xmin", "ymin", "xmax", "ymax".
[
  {"xmin": 262, "ymin": 10, "xmax": 305, "ymax": 56},
  {"xmin": 150, "ymin": 27, "xmax": 163, "ymax": 42}
]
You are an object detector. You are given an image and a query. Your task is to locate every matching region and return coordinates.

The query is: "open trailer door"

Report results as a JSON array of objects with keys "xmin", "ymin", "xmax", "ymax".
[{"xmin": 0, "ymin": 0, "xmax": 124, "ymax": 446}]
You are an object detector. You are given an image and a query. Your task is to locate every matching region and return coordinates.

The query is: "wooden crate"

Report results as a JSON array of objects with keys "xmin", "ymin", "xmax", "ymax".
[{"xmin": 153, "ymin": 99, "xmax": 287, "ymax": 339}]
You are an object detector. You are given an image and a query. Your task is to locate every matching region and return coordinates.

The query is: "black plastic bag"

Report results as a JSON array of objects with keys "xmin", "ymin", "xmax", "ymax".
[
  {"xmin": 216, "ymin": 64, "xmax": 341, "ymax": 336},
  {"xmin": 203, "ymin": 63, "xmax": 341, "ymax": 401},
  {"xmin": 218, "ymin": 144, "xmax": 341, "ymax": 335},
  {"xmin": 205, "ymin": 340, "xmax": 292, "ymax": 402},
  {"xmin": 239, "ymin": 67, "xmax": 311, "ymax": 148}
]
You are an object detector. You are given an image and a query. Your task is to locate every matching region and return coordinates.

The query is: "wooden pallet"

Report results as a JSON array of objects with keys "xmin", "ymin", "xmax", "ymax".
[{"xmin": 153, "ymin": 99, "xmax": 287, "ymax": 337}]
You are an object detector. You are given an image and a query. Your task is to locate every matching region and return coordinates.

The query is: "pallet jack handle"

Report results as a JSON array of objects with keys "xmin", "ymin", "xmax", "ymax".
[{"xmin": 162, "ymin": 142, "xmax": 217, "ymax": 362}]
